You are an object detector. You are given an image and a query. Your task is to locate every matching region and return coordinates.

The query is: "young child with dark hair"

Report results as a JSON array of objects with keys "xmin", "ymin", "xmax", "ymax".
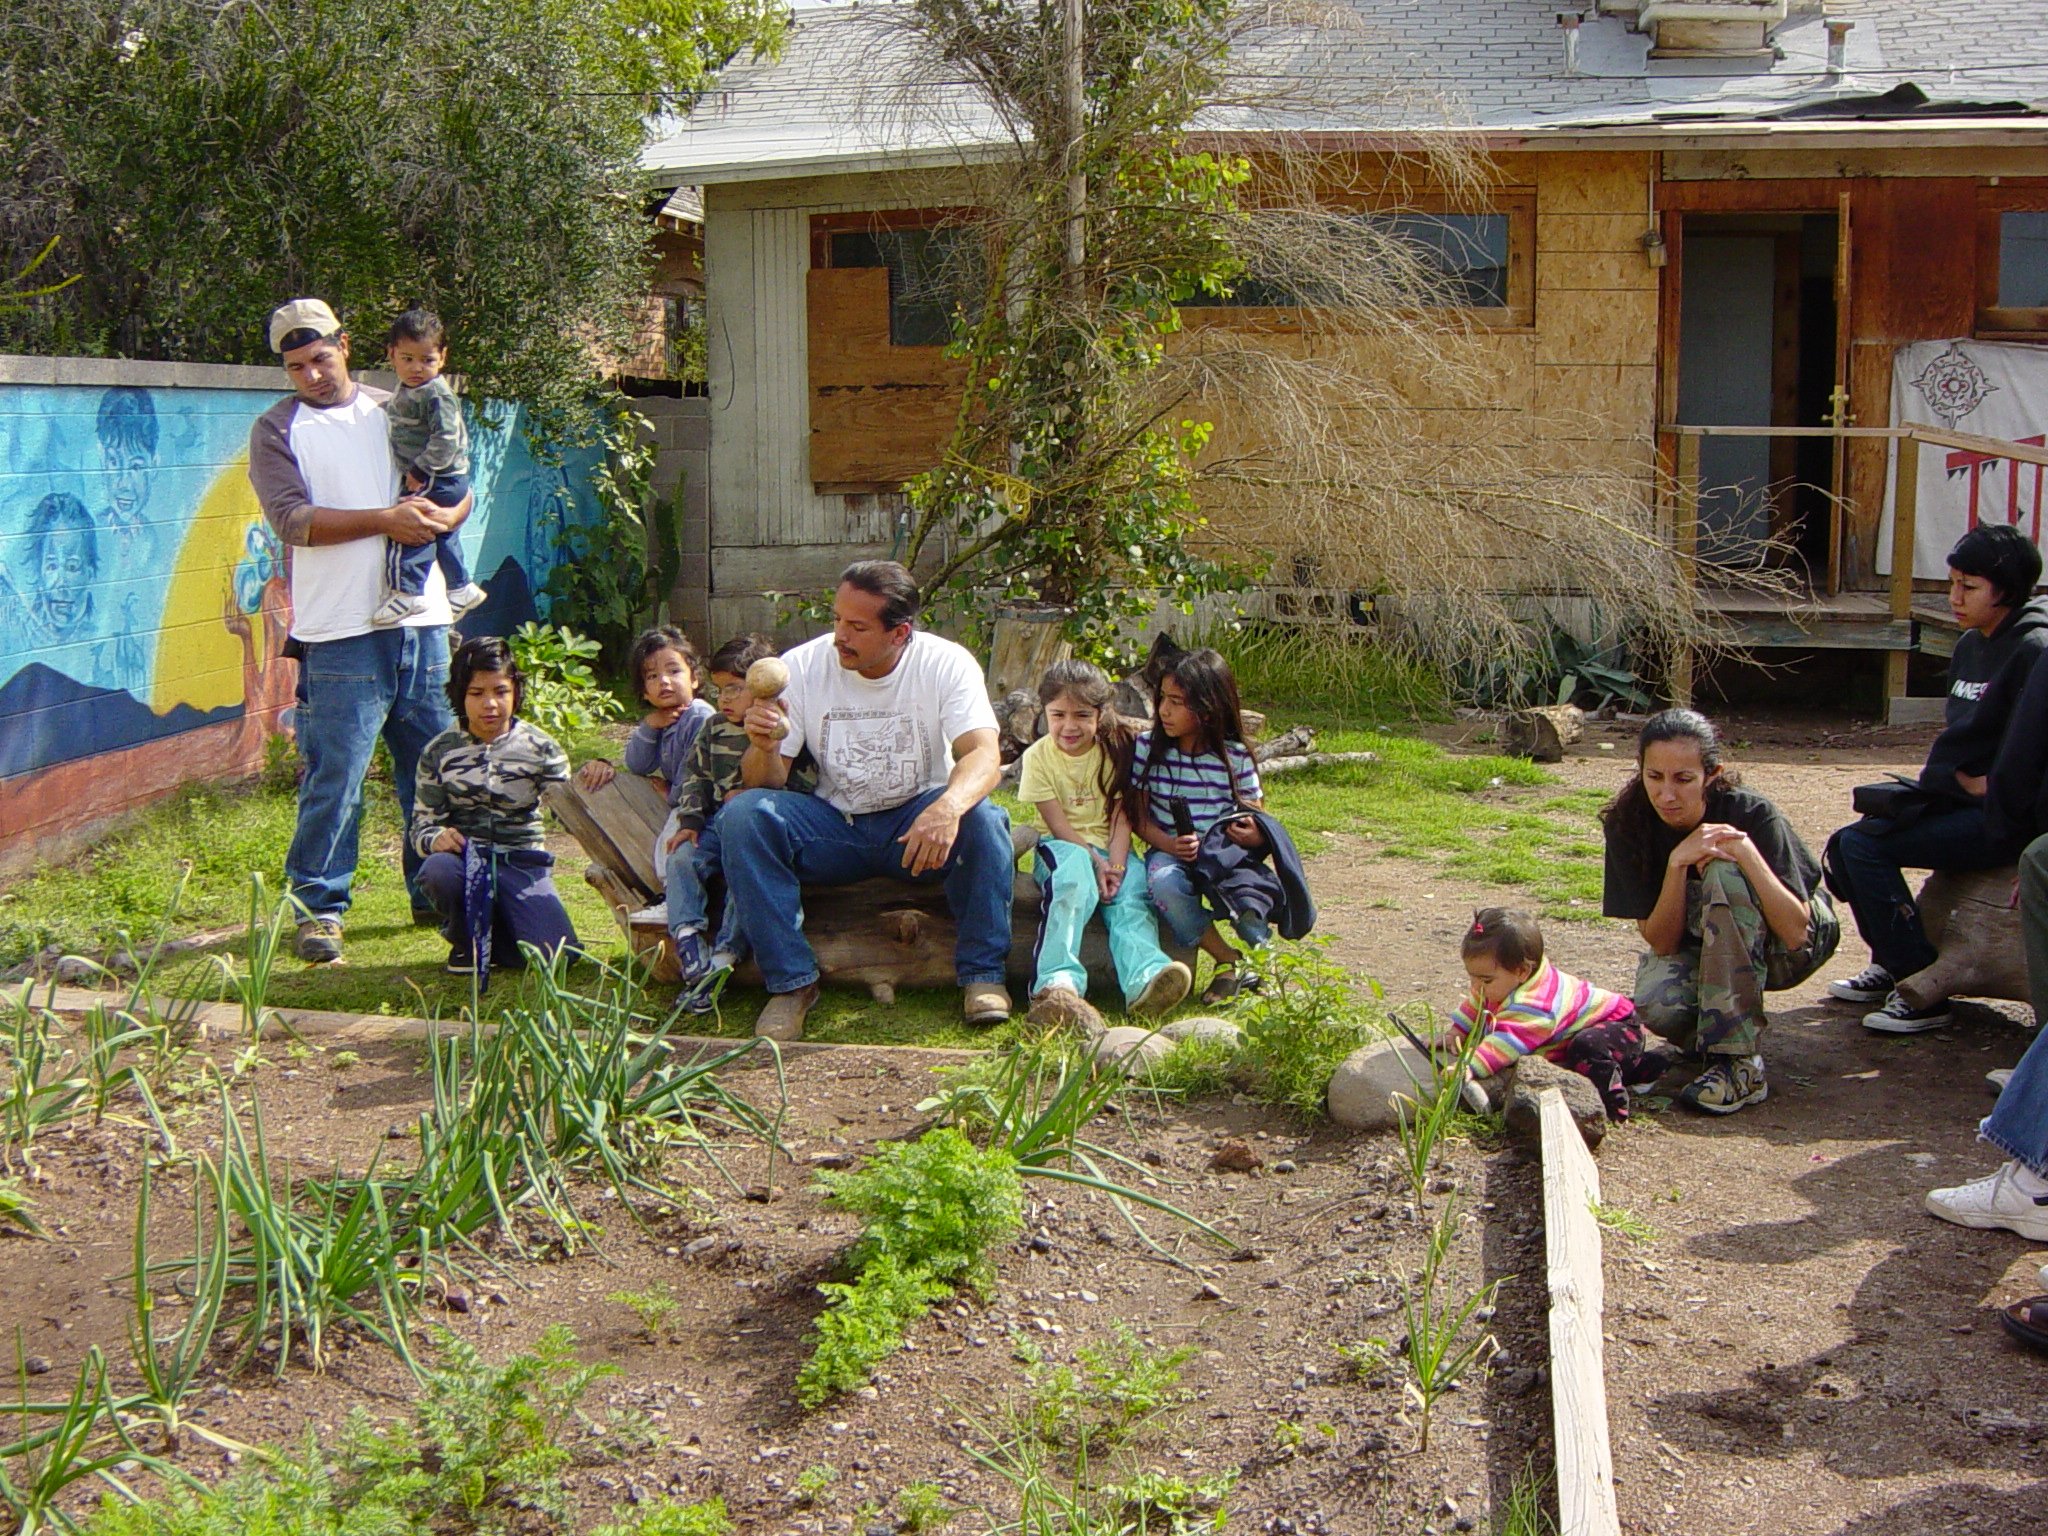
[
  {"xmin": 1442, "ymin": 908, "xmax": 1669, "ymax": 1120},
  {"xmin": 1130, "ymin": 647, "xmax": 1299, "ymax": 1002},
  {"xmin": 663, "ymin": 634, "xmax": 814, "ymax": 1003},
  {"xmin": 411, "ymin": 635, "xmax": 579, "ymax": 981},
  {"xmin": 372, "ymin": 307, "xmax": 485, "ymax": 626}
]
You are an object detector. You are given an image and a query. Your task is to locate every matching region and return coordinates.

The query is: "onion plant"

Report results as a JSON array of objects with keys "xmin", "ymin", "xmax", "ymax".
[
  {"xmin": 128, "ymin": 1156, "xmax": 237, "ymax": 1452},
  {"xmin": 1394, "ymin": 1204, "xmax": 1502, "ymax": 1454},
  {"xmin": 0, "ymin": 999, "xmax": 87, "ymax": 1174},
  {"xmin": 0, "ymin": 1336, "xmax": 184, "ymax": 1535}
]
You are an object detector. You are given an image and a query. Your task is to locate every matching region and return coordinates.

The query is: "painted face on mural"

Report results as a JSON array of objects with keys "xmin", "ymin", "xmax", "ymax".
[
  {"xmin": 36, "ymin": 525, "xmax": 97, "ymax": 638},
  {"xmin": 95, "ymin": 388, "xmax": 159, "ymax": 527},
  {"xmin": 281, "ymin": 333, "xmax": 353, "ymax": 407}
]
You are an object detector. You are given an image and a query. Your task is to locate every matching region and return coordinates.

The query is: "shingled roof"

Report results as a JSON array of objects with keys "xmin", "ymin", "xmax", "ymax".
[{"xmin": 642, "ymin": 0, "xmax": 2048, "ymax": 185}]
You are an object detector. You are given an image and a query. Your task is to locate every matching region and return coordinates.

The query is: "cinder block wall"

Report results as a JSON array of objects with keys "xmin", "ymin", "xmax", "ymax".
[{"xmin": 637, "ymin": 395, "xmax": 711, "ymax": 639}]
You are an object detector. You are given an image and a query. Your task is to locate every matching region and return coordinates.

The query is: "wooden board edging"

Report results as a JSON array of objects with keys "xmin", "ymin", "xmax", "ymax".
[{"xmin": 1538, "ymin": 1086, "xmax": 1622, "ymax": 1536}]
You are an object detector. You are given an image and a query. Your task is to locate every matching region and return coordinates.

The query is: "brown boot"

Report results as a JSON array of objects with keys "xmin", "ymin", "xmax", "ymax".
[
  {"xmin": 962, "ymin": 982, "xmax": 1015, "ymax": 1026},
  {"xmin": 1027, "ymin": 986, "xmax": 1103, "ymax": 1036},
  {"xmin": 755, "ymin": 983, "xmax": 819, "ymax": 1042}
]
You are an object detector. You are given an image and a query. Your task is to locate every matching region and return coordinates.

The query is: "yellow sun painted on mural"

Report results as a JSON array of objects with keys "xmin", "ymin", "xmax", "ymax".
[{"xmin": 150, "ymin": 455, "xmax": 266, "ymax": 715}]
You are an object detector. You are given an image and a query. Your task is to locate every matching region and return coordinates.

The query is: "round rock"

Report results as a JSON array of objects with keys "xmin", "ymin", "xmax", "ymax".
[
  {"xmin": 1092, "ymin": 1025, "xmax": 1173, "ymax": 1075},
  {"xmin": 1161, "ymin": 1014, "xmax": 1242, "ymax": 1046},
  {"xmin": 1326, "ymin": 1038, "xmax": 1441, "ymax": 1131}
]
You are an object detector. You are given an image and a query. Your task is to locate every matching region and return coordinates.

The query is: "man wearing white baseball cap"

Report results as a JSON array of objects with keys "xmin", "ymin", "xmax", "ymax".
[{"xmin": 248, "ymin": 298, "xmax": 471, "ymax": 963}]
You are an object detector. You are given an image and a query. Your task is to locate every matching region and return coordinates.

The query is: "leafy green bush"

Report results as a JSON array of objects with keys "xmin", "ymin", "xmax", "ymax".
[
  {"xmin": 1236, "ymin": 937, "xmax": 1381, "ymax": 1119},
  {"xmin": 797, "ymin": 1128, "xmax": 1025, "ymax": 1407},
  {"xmin": 797, "ymin": 1253, "xmax": 954, "ymax": 1409},
  {"xmin": 819, "ymin": 1126, "xmax": 1023, "ymax": 1296},
  {"xmin": 78, "ymin": 1326, "xmax": 634, "ymax": 1535},
  {"xmin": 508, "ymin": 622, "xmax": 620, "ymax": 750}
]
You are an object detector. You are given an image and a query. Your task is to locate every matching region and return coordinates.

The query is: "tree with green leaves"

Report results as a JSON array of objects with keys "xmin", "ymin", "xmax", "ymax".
[
  {"xmin": 0, "ymin": 0, "xmax": 781, "ymax": 423},
  {"xmin": 900, "ymin": 0, "xmax": 1253, "ymax": 664}
]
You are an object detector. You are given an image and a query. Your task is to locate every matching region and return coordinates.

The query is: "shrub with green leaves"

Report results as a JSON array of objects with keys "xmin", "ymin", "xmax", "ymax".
[
  {"xmin": 509, "ymin": 622, "xmax": 621, "ymax": 751},
  {"xmin": 1236, "ymin": 937, "xmax": 1381, "ymax": 1119},
  {"xmin": 592, "ymin": 1496, "xmax": 735, "ymax": 1536},
  {"xmin": 797, "ymin": 1128, "xmax": 1025, "ymax": 1408},
  {"xmin": 819, "ymin": 1126, "xmax": 1023, "ymax": 1295}
]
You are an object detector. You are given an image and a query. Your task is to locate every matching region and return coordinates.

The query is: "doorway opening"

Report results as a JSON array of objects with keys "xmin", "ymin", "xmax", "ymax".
[{"xmin": 1675, "ymin": 211, "xmax": 1840, "ymax": 583}]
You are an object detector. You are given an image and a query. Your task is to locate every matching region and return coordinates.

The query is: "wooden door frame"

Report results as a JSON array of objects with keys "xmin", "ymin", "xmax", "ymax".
[{"xmin": 1654, "ymin": 177, "xmax": 1853, "ymax": 590}]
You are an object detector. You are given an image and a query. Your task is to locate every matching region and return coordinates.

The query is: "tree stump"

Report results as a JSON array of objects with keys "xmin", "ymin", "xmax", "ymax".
[
  {"xmin": 1502, "ymin": 704, "xmax": 1585, "ymax": 763},
  {"xmin": 1895, "ymin": 866, "xmax": 2028, "ymax": 1011}
]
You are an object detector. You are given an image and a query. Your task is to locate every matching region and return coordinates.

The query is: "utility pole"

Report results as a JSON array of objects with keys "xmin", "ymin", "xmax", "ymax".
[{"xmin": 1061, "ymin": 0, "xmax": 1085, "ymax": 297}]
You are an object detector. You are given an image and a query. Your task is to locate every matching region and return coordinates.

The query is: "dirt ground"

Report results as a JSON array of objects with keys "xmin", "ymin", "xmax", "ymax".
[
  {"xmin": 1310, "ymin": 709, "xmax": 2048, "ymax": 1536},
  {"xmin": 6, "ymin": 707, "xmax": 2046, "ymax": 1534}
]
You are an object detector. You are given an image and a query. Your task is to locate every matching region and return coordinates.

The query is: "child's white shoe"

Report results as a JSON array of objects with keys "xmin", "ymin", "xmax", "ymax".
[
  {"xmin": 447, "ymin": 582, "xmax": 487, "ymax": 617},
  {"xmin": 371, "ymin": 591, "xmax": 426, "ymax": 627}
]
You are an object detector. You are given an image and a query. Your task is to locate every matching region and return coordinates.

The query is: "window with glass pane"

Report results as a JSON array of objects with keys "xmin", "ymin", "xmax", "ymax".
[
  {"xmin": 828, "ymin": 228, "xmax": 964, "ymax": 346},
  {"xmin": 1183, "ymin": 210, "xmax": 1511, "ymax": 310},
  {"xmin": 2000, "ymin": 211, "xmax": 2048, "ymax": 309}
]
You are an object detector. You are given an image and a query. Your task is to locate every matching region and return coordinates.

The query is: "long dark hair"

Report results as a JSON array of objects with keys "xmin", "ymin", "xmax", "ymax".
[
  {"xmin": 1039, "ymin": 658, "xmax": 1136, "ymax": 830},
  {"xmin": 1600, "ymin": 708, "xmax": 1742, "ymax": 892},
  {"xmin": 1154, "ymin": 648, "xmax": 1246, "ymax": 758}
]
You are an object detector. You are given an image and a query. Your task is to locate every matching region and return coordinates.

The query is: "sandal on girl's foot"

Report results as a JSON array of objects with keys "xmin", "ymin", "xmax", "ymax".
[{"xmin": 1202, "ymin": 967, "xmax": 1247, "ymax": 1004}]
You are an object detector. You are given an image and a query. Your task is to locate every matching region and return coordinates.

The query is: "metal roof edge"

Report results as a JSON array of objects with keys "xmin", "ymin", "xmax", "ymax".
[
  {"xmin": 640, "ymin": 140, "xmax": 1018, "ymax": 189},
  {"xmin": 643, "ymin": 114, "xmax": 2048, "ymax": 189}
]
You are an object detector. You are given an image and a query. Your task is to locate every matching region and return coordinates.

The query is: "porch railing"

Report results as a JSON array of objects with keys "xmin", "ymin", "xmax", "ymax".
[{"xmin": 1659, "ymin": 423, "xmax": 2048, "ymax": 707}]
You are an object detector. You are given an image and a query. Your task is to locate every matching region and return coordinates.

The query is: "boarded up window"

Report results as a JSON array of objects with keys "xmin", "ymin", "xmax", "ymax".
[{"xmin": 807, "ymin": 214, "xmax": 969, "ymax": 489}]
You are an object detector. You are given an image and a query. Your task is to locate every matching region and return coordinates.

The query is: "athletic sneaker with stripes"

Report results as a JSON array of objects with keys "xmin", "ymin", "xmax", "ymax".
[{"xmin": 1925, "ymin": 1161, "xmax": 2048, "ymax": 1242}]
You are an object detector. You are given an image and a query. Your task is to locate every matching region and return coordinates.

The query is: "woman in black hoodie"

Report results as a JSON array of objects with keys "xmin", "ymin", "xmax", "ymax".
[{"xmin": 1825, "ymin": 525, "xmax": 2048, "ymax": 1033}]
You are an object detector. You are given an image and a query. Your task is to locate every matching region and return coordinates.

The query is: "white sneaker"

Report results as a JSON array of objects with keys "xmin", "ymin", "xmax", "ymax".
[
  {"xmin": 626, "ymin": 902, "xmax": 669, "ymax": 927},
  {"xmin": 1925, "ymin": 1161, "xmax": 2048, "ymax": 1242},
  {"xmin": 1862, "ymin": 990, "xmax": 1951, "ymax": 1034},
  {"xmin": 447, "ymin": 582, "xmax": 488, "ymax": 616},
  {"xmin": 1989, "ymin": 1067, "xmax": 2014, "ymax": 1094},
  {"xmin": 1828, "ymin": 964, "xmax": 1895, "ymax": 1005},
  {"xmin": 371, "ymin": 591, "xmax": 427, "ymax": 627}
]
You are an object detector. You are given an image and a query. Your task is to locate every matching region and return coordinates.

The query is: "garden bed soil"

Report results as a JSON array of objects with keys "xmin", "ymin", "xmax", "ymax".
[
  {"xmin": 3, "ymin": 1029, "xmax": 1540, "ymax": 1535},
  {"xmin": 10, "ymin": 707, "xmax": 2048, "ymax": 1535}
]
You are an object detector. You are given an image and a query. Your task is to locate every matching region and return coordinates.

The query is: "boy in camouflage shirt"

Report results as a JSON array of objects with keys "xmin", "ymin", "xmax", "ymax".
[{"xmin": 666, "ymin": 636, "xmax": 812, "ymax": 1002}]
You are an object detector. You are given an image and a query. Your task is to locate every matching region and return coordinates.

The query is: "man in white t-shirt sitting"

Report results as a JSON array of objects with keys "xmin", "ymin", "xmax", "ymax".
[
  {"xmin": 247, "ymin": 299, "xmax": 470, "ymax": 964},
  {"xmin": 726, "ymin": 561, "xmax": 1015, "ymax": 1039}
]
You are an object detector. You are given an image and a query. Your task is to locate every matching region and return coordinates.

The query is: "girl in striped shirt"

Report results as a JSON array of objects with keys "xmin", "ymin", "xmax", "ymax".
[
  {"xmin": 1443, "ymin": 908, "xmax": 1670, "ymax": 1119},
  {"xmin": 1131, "ymin": 648, "xmax": 1269, "ymax": 1002}
]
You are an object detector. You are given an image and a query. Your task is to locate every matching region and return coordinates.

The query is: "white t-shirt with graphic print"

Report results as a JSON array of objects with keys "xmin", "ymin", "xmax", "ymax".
[{"xmin": 776, "ymin": 630, "xmax": 998, "ymax": 816}]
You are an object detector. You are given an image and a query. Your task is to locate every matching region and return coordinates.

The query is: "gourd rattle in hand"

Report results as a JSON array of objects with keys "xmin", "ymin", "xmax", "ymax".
[{"xmin": 746, "ymin": 656, "xmax": 790, "ymax": 740}]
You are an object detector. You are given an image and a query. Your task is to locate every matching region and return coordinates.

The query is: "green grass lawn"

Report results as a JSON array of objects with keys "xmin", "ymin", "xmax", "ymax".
[{"xmin": 0, "ymin": 722, "xmax": 1610, "ymax": 1044}]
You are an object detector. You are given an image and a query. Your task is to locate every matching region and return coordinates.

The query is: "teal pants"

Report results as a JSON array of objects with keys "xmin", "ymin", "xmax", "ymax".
[{"xmin": 1031, "ymin": 838, "xmax": 1176, "ymax": 1003}]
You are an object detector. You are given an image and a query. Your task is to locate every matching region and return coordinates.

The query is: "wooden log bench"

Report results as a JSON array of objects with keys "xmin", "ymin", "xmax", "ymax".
[
  {"xmin": 1894, "ymin": 865, "xmax": 2029, "ymax": 1013},
  {"xmin": 543, "ymin": 776, "xmax": 1181, "ymax": 1001}
]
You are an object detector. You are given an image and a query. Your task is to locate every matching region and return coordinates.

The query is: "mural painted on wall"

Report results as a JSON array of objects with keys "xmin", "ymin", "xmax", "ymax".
[{"xmin": 0, "ymin": 379, "xmax": 594, "ymax": 794}]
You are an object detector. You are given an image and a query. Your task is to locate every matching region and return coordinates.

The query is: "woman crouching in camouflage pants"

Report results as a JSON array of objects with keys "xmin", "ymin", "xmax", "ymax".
[{"xmin": 1599, "ymin": 710, "xmax": 1839, "ymax": 1116}]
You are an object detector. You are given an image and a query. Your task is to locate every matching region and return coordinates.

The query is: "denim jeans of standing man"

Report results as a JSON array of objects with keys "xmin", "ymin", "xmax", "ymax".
[
  {"xmin": 1824, "ymin": 805, "xmax": 2010, "ymax": 979},
  {"xmin": 718, "ymin": 786, "xmax": 1014, "ymax": 994},
  {"xmin": 1980, "ymin": 833, "xmax": 2048, "ymax": 1176},
  {"xmin": 285, "ymin": 625, "xmax": 453, "ymax": 920}
]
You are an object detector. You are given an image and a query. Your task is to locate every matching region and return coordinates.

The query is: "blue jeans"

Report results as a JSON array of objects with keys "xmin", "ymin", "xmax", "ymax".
[
  {"xmin": 719, "ymin": 788, "xmax": 1014, "ymax": 993},
  {"xmin": 1983, "ymin": 835, "xmax": 2048, "ymax": 1177},
  {"xmin": 286, "ymin": 626, "xmax": 453, "ymax": 919},
  {"xmin": 663, "ymin": 814, "xmax": 744, "ymax": 960},
  {"xmin": 1144, "ymin": 850, "xmax": 1270, "ymax": 949},
  {"xmin": 1823, "ymin": 805, "xmax": 2010, "ymax": 978},
  {"xmin": 1031, "ymin": 838, "xmax": 1174, "ymax": 1002},
  {"xmin": 386, "ymin": 473, "xmax": 473, "ymax": 597}
]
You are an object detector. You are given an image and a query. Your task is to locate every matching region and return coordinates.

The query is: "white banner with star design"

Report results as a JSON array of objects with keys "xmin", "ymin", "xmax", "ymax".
[{"xmin": 1880, "ymin": 339, "xmax": 2048, "ymax": 579}]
